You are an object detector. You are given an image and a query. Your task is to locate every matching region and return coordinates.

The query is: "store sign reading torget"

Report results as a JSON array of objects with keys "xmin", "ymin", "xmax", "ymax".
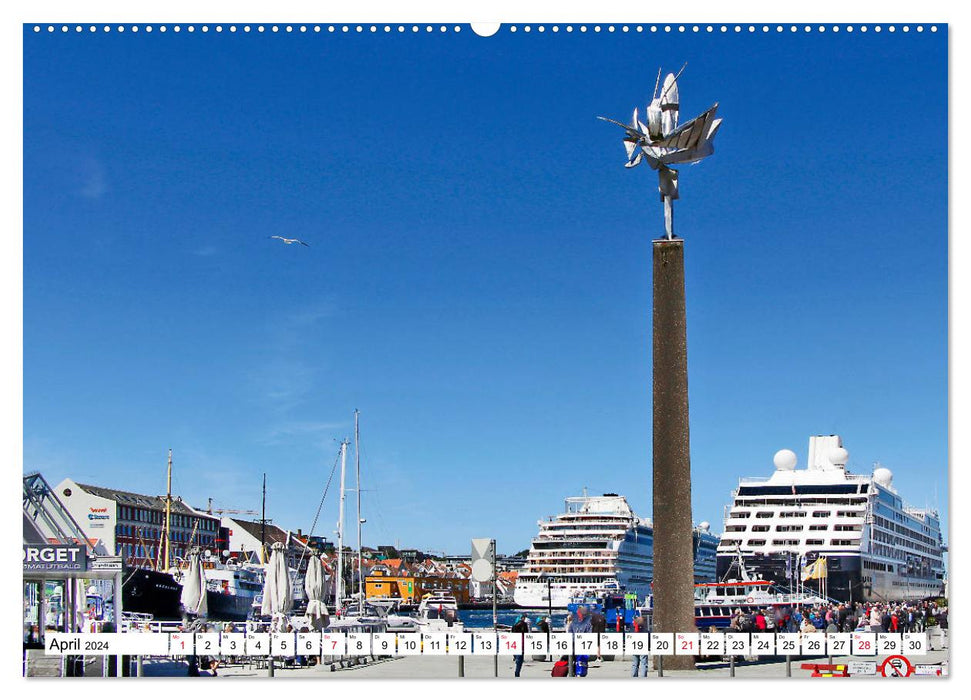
[{"xmin": 23, "ymin": 544, "xmax": 87, "ymax": 572}]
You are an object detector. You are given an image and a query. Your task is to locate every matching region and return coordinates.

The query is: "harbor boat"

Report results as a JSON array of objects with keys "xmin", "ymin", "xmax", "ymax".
[
  {"xmin": 122, "ymin": 566, "xmax": 182, "ymax": 620},
  {"xmin": 636, "ymin": 580, "xmax": 830, "ymax": 631},
  {"xmin": 716, "ymin": 435, "xmax": 947, "ymax": 603},
  {"xmin": 415, "ymin": 592, "xmax": 463, "ymax": 631},
  {"xmin": 196, "ymin": 561, "xmax": 264, "ymax": 622},
  {"xmin": 566, "ymin": 590, "xmax": 640, "ymax": 627},
  {"xmin": 638, "ymin": 552, "xmax": 831, "ymax": 629},
  {"xmin": 334, "ymin": 598, "xmax": 420, "ymax": 632},
  {"xmin": 514, "ymin": 492, "xmax": 720, "ymax": 608}
]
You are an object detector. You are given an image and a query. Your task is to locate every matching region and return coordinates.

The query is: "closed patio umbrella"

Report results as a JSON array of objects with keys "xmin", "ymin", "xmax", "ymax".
[
  {"xmin": 261, "ymin": 542, "xmax": 293, "ymax": 631},
  {"xmin": 180, "ymin": 548, "xmax": 208, "ymax": 619},
  {"xmin": 303, "ymin": 555, "xmax": 330, "ymax": 631}
]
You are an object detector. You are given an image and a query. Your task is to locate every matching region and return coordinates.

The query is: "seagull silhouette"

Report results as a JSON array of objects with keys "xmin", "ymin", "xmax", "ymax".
[{"xmin": 269, "ymin": 235, "xmax": 310, "ymax": 247}]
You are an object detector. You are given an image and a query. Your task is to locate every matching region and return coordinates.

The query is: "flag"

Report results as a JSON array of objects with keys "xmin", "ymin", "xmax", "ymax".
[
  {"xmin": 801, "ymin": 560, "xmax": 816, "ymax": 582},
  {"xmin": 816, "ymin": 557, "xmax": 828, "ymax": 579},
  {"xmin": 802, "ymin": 557, "xmax": 828, "ymax": 581}
]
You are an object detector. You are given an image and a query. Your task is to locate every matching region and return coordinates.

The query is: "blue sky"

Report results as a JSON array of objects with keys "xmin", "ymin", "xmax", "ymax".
[{"xmin": 23, "ymin": 25, "xmax": 947, "ymax": 555}]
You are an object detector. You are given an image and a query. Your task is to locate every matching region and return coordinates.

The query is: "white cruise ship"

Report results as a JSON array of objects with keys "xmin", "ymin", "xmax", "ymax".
[
  {"xmin": 717, "ymin": 435, "xmax": 946, "ymax": 603},
  {"xmin": 514, "ymin": 492, "xmax": 719, "ymax": 608}
]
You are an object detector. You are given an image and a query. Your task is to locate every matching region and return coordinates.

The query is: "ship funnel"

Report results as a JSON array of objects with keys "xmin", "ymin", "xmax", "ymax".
[{"xmin": 807, "ymin": 435, "xmax": 844, "ymax": 471}]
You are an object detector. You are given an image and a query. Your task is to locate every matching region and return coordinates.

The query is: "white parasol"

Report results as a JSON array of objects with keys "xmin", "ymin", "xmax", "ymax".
[
  {"xmin": 303, "ymin": 555, "xmax": 330, "ymax": 630},
  {"xmin": 260, "ymin": 542, "xmax": 293, "ymax": 630}
]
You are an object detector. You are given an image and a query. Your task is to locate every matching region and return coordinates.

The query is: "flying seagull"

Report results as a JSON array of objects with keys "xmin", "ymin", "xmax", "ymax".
[{"xmin": 269, "ymin": 235, "xmax": 310, "ymax": 247}]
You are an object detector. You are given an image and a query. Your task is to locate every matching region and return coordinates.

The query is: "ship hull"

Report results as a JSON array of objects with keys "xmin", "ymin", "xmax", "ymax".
[
  {"xmin": 715, "ymin": 552, "xmax": 943, "ymax": 604},
  {"xmin": 206, "ymin": 589, "xmax": 256, "ymax": 622},
  {"xmin": 122, "ymin": 567, "xmax": 182, "ymax": 620},
  {"xmin": 514, "ymin": 580, "xmax": 648, "ymax": 609}
]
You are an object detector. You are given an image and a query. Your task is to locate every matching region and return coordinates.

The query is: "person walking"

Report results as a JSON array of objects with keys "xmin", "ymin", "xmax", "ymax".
[
  {"xmin": 755, "ymin": 610, "xmax": 767, "ymax": 632},
  {"xmin": 869, "ymin": 605, "xmax": 883, "ymax": 633},
  {"xmin": 591, "ymin": 609, "xmax": 606, "ymax": 661},
  {"xmin": 569, "ymin": 606, "xmax": 593, "ymax": 677},
  {"xmin": 881, "ymin": 607, "xmax": 892, "ymax": 634},
  {"xmin": 512, "ymin": 614, "xmax": 530, "ymax": 677},
  {"xmin": 630, "ymin": 615, "xmax": 649, "ymax": 677}
]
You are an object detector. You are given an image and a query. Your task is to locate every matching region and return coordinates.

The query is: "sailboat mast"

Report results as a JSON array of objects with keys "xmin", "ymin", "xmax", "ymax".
[
  {"xmin": 261, "ymin": 473, "xmax": 267, "ymax": 564},
  {"xmin": 336, "ymin": 439, "xmax": 348, "ymax": 607},
  {"xmin": 164, "ymin": 448, "xmax": 173, "ymax": 571},
  {"xmin": 355, "ymin": 409, "xmax": 363, "ymax": 601}
]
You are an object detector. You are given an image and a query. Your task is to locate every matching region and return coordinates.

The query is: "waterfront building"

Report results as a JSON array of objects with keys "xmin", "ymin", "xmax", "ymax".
[
  {"xmin": 54, "ymin": 478, "xmax": 218, "ymax": 567},
  {"xmin": 365, "ymin": 571, "xmax": 471, "ymax": 603},
  {"xmin": 221, "ymin": 516, "xmax": 314, "ymax": 572}
]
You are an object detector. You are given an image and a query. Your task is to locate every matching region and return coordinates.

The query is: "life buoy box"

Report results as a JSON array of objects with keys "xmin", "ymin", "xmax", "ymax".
[{"xmin": 746, "ymin": 597, "xmax": 755, "ymax": 604}]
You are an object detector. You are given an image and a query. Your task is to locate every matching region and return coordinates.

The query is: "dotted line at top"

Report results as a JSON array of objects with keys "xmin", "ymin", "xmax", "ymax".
[{"xmin": 31, "ymin": 24, "xmax": 939, "ymax": 35}]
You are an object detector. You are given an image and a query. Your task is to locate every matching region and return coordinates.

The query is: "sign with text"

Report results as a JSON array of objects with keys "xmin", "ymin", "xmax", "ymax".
[
  {"xmin": 497, "ymin": 632, "xmax": 522, "ymax": 655},
  {"xmin": 270, "ymin": 632, "xmax": 296, "ymax": 657},
  {"xmin": 23, "ymin": 545, "xmax": 87, "ymax": 573},
  {"xmin": 297, "ymin": 632, "xmax": 321, "ymax": 656},
  {"xmin": 448, "ymin": 633, "xmax": 470, "ymax": 655},
  {"xmin": 220, "ymin": 633, "xmax": 244, "ymax": 656},
  {"xmin": 700, "ymin": 632, "xmax": 725, "ymax": 656},
  {"xmin": 550, "ymin": 632, "xmax": 573, "ymax": 656},
  {"xmin": 422, "ymin": 633, "xmax": 448, "ymax": 655},
  {"xmin": 675, "ymin": 632, "xmax": 699, "ymax": 656},
  {"xmin": 573, "ymin": 633, "xmax": 598, "ymax": 655},
  {"xmin": 345, "ymin": 633, "xmax": 371, "ymax": 656},
  {"xmin": 624, "ymin": 633, "xmax": 649, "ymax": 656},
  {"xmin": 472, "ymin": 632, "xmax": 496, "ymax": 655},
  {"xmin": 194, "ymin": 633, "xmax": 220, "ymax": 656},
  {"xmin": 751, "ymin": 634, "xmax": 775, "ymax": 656},
  {"xmin": 852, "ymin": 632, "xmax": 877, "ymax": 655},
  {"xmin": 524, "ymin": 633, "xmax": 548, "ymax": 655},
  {"xmin": 396, "ymin": 634, "xmax": 421, "ymax": 655}
]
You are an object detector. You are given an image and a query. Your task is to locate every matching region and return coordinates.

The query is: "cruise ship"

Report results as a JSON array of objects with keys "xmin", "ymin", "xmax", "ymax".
[
  {"xmin": 716, "ymin": 435, "xmax": 946, "ymax": 603},
  {"xmin": 514, "ymin": 492, "xmax": 719, "ymax": 608}
]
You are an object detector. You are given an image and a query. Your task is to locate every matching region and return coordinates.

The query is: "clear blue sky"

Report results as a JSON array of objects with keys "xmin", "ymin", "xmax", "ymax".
[{"xmin": 23, "ymin": 25, "xmax": 947, "ymax": 555}]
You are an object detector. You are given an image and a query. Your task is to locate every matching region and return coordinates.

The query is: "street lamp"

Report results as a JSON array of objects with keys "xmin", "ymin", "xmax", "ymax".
[{"xmin": 537, "ymin": 572, "xmax": 553, "ymax": 661}]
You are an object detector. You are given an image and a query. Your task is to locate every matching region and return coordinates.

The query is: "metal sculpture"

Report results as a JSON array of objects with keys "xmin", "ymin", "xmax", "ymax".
[{"xmin": 599, "ymin": 66, "xmax": 722, "ymax": 239}]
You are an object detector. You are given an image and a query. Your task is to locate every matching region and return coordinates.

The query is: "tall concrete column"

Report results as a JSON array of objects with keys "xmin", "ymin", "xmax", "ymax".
[{"xmin": 651, "ymin": 238, "xmax": 696, "ymax": 670}]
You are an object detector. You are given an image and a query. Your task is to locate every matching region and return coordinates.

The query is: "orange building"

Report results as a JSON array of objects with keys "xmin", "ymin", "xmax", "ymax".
[{"xmin": 365, "ymin": 572, "xmax": 470, "ymax": 604}]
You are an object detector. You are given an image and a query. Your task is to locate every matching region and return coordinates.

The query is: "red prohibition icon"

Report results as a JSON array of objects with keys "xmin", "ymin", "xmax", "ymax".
[{"xmin": 880, "ymin": 655, "xmax": 914, "ymax": 677}]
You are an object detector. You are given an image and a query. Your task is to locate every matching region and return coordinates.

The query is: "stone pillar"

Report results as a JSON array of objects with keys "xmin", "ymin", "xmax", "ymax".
[{"xmin": 651, "ymin": 238, "xmax": 696, "ymax": 670}]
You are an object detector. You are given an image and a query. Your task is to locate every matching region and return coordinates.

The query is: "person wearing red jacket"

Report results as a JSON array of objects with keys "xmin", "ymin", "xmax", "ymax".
[{"xmin": 551, "ymin": 656, "xmax": 570, "ymax": 677}]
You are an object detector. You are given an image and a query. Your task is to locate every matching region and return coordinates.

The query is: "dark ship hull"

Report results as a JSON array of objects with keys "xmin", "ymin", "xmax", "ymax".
[
  {"xmin": 122, "ymin": 567, "xmax": 182, "ymax": 620},
  {"xmin": 206, "ymin": 589, "xmax": 256, "ymax": 622}
]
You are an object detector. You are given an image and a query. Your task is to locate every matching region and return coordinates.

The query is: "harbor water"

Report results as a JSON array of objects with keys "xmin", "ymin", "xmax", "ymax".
[{"xmin": 458, "ymin": 607, "xmax": 568, "ymax": 630}]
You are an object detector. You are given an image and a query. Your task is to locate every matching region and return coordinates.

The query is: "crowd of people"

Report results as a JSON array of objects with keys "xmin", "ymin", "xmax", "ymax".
[{"xmin": 726, "ymin": 599, "xmax": 947, "ymax": 634}]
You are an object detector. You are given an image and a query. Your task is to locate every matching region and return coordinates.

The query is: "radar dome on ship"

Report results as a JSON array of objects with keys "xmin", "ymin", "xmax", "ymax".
[
  {"xmin": 873, "ymin": 466, "xmax": 894, "ymax": 487},
  {"xmin": 699, "ymin": 521, "xmax": 710, "ymax": 531},
  {"xmin": 774, "ymin": 449, "xmax": 798, "ymax": 471},
  {"xmin": 829, "ymin": 447, "xmax": 849, "ymax": 467}
]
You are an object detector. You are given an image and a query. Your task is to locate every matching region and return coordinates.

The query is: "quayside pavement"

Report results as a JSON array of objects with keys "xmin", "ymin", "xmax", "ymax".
[{"xmin": 141, "ymin": 648, "xmax": 949, "ymax": 679}]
